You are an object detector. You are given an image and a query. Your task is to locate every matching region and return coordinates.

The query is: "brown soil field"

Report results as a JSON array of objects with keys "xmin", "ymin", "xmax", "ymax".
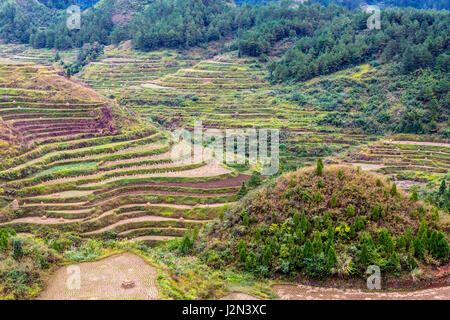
[
  {"xmin": 272, "ymin": 284, "xmax": 450, "ymax": 300},
  {"xmin": 38, "ymin": 253, "xmax": 158, "ymax": 300}
]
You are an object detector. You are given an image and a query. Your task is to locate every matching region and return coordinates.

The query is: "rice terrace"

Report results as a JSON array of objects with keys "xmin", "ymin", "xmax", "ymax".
[{"xmin": 0, "ymin": 0, "xmax": 448, "ymax": 307}]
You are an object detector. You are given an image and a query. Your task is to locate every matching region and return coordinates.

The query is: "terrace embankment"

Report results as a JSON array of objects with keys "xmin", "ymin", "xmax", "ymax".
[{"xmin": 0, "ymin": 63, "xmax": 246, "ymax": 243}]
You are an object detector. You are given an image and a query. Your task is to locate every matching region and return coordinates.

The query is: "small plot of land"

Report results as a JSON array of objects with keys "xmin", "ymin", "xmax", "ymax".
[
  {"xmin": 273, "ymin": 284, "xmax": 450, "ymax": 300},
  {"xmin": 38, "ymin": 253, "xmax": 158, "ymax": 300}
]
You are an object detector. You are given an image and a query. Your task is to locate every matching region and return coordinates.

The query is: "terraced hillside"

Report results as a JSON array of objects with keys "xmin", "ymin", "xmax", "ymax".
[
  {"xmin": 0, "ymin": 44, "xmax": 76, "ymax": 66},
  {"xmin": 0, "ymin": 63, "xmax": 247, "ymax": 245},
  {"xmin": 85, "ymin": 47, "xmax": 378, "ymax": 170},
  {"xmin": 76, "ymin": 43, "xmax": 203, "ymax": 92},
  {"xmin": 343, "ymin": 135, "xmax": 450, "ymax": 191}
]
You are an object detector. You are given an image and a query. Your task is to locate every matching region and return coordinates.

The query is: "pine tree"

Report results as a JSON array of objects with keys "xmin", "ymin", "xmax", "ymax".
[
  {"xmin": 262, "ymin": 245, "xmax": 273, "ymax": 267},
  {"xmin": 242, "ymin": 213, "xmax": 249, "ymax": 227},
  {"xmin": 359, "ymin": 243, "xmax": 371, "ymax": 266},
  {"xmin": 247, "ymin": 171, "xmax": 262, "ymax": 188},
  {"xmin": 13, "ymin": 238, "xmax": 23, "ymax": 259},
  {"xmin": 312, "ymin": 231, "xmax": 323, "ymax": 254},
  {"xmin": 303, "ymin": 239, "xmax": 314, "ymax": 259},
  {"xmin": 388, "ymin": 251, "xmax": 401, "ymax": 272},
  {"xmin": 326, "ymin": 224, "xmax": 334, "ymax": 242},
  {"xmin": 0, "ymin": 229, "xmax": 9, "ymax": 250},
  {"xmin": 378, "ymin": 229, "xmax": 395, "ymax": 254},
  {"xmin": 410, "ymin": 189, "xmax": 419, "ymax": 202},
  {"xmin": 326, "ymin": 245, "xmax": 337, "ymax": 270},
  {"xmin": 236, "ymin": 181, "xmax": 247, "ymax": 200},
  {"xmin": 238, "ymin": 240, "xmax": 247, "ymax": 263},
  {"xmin": 439, "ymin": 180, "xmax": 446, "ymax": 196},
  {"xmin": 346, "ymin": 204, "xmax": 356, "ymax": 217},
  {"xmin": 316, "ymin": 158, "xmax": 324, "ymax": 176},
  {"xmin": 330, "ymin": 193, "xmax": 337, "ymax": 208},
  {"xmin": 245, "ymin": 250, "xmax": 256, "ymax": 271},
  {"xmin": 390, "ymin": 183, "xmax": 397, "ymax": 196},
  {"xmin": 413, "ymin": 237, "xmax": 426, "ymax": 260}
]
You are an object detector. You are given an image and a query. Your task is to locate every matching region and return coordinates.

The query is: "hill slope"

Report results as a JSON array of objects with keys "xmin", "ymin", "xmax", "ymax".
[{"xmin": 201, "ymin": 164, "xmax": 449, "ymax": 279}]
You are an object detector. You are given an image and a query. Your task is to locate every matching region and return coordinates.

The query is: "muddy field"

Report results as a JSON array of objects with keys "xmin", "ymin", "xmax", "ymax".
[
  {"xmin": 272, "ymin": 284, "xmax": 450, "ymax": 300},
  {"xmin": 38, "ymin": 253, "xmax": 158, "ymax": 300}
]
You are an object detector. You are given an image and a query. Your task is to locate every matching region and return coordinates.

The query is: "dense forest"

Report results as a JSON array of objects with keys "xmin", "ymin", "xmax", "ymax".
[
  {"xmin": 39, "ymin": 0, "xmax": 100, "ymax": 10},
  {"xmin": 238, "ymin": 0, "xmax": 450, "ymax": 10}
]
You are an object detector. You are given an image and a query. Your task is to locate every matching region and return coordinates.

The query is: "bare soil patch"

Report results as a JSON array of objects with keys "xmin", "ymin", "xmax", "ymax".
[
  {"xmin": 38, "ymin": 253, "xmax": 158, "ymax": 300},
  {"xmin": 386, "ymin": 140, "xmax": 450, "ymax": 148},
  {"xmin": 273, "ymin": 284, "xmax": 450, "ymax": 300},
  {"xmin": 220, "ymin": 292, "xmax": 261, "ymax": 300},
  {"xmin": 348, "ymin": 163, "xmax": 385, "ymax": 171}
]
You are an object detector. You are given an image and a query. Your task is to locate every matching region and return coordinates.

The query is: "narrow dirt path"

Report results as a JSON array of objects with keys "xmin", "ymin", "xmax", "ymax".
[
  {"xmin": 84, "ymin": 215, "xmax": 206, "ymax": 234},
  {"xmin": 273, "ymin": 284, "xmax": 450, "ymax": 300},
  {"xmin": 386, "ymin": 140, "xmax": 450, "ymax": 148},
  {"xmin": 38, "ymin": 253, "xmax": 158, "ymax": 300}
]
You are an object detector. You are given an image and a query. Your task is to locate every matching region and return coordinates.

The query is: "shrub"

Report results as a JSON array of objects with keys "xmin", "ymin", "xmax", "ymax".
[
  {"xmin": 353, "ymin": 216, "xmax": 365, "ymax": 232},
  {"xmin": 388, "ymin": 252, "xmax": 401, "ymax": 272},
  {"xmin": 407, "ymin": 256, "xmax": 418, "ymax": 270},
  {"xmin": 179, "ymin": 234, "xmax": 193, "ymax": 255},
  {"xmin": 303, "ymin": 255, "xmax": 329, "ymax": 279},
  {"xmin": 390, "ymin": 183, "xmax": 397, "ymax": 196},
  {"xmin": 330, "ymin": 193, "xmax": 337, "ymax": 208},
  {"xmin": 346, "ymin": 204, "xmax": 356, "ymax": 217},
  {"xmin": 336, "ymin": 223, "xmax": 350, "ymax": 240},
  {"xmin": 64, "ymin": 239, "xmax": 103, "ymax": 262},
  {"xmin": 13, "ymin": 238, "xmax": 24, "ymax": 259},
  {"xmin": 280, "ymin": 244, "xmax": 289, "ymax": 259},
  {"xmin": 397, "ymin": 236, "xmax": 407, "ymax": 251},
  {"xmin": 281, "ymin": 260, "xmax": 290, "ymax": 274},
  {"xmin": 326, "ymin": 246, "xmax": 337, "ymax": 270},
  {"xmin": 247, "ymin": 171, "xmax": 262, "ymax": 188},
  {"xmin": 370, "ymin": 205, "xmax": 382, "ymax": 221},
  {"xmin": 413, "ymin": 237, "xmax": 426, "ymax": 260},
  {"xmin": 261, "ymin": 245, "xmax": 273, "ymax": 267},
  {"xmin": 104, "ymin": 230, "xmax": 117, "ymax": 240},
  {"xmin": 314, "ymin": 191, "xmax": 322, "ymax": 202},
  {"xmin": 326, "ymin": 224, "xmax": 334, "ymax": 242},
  {"xmin": 299, "ymin": 212, "xmax": 312, "ymax": 234},
  {"xmin": 236, "ymin": 181, "xmax": 247, "ymax": 200},
  {"xmin": 303, "ymin": 239, "xmax": 314, "ymax": 259},
  {"xmin": 359, "ymin": 243, "xmax": 373, "ymax": 267},
  {"xmin": 410, "ymin": 189, "xmax": 419, "ymax": 202},
  {"xmin": 245, "ymin": 250, "xmax": 257, "ymax": 271},
  {"xmin": 205, "ymin": 250, "xmax": 223, "ymax": 268},
  {"xmin": 293, "ymin": 212, "xmax": 300, "ymax": 226},
  {"xmin": 0, "ymin": 229, "xmax": 10, "ymax": 250},
  {"xmin": 377, "ymin": 229, "xmax": 395, "ymax": 255},
  {"xmin": 242, "ymin": 213, "xmax": 250, "ymax": 227},
  {"xmin": 429, "ymin": 231, "xmax": 449, "ymax": 263},
  {"xmin": 316, "ymin": 158, "xmax": 324, "ymax": 176},
  {"xmin": 238, "ymin": 240, "xmax": 247, "ymax": 263},
  {"xmin": 312, "ymin": 232, "xmax": 323, "ymax": 254}
]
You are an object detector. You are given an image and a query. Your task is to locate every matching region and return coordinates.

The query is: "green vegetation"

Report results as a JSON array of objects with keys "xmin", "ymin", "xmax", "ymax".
[
  {"xmin": 0, "ymin": 0, "xmax": 448, "ymax": 300},
  {"xmin": 201, "ymin": 165, "xmax": 449, "ymax": 279}
]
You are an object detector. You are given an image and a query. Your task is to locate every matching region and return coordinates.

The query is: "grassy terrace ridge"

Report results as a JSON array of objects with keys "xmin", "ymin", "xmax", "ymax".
[
  {"xmin": 0, "ymin": 44, "xmax": 77, "ymax": 66},
  {"xmin": 341, "ymin": 135, "xmax": 450, "ymax": 194},
  {"xmin": 0, "ymin": 62, "xmax": 250, "ymax": 245},
  {"xmin": 82, "ymin": 46, "xmax": 382, "ymax": 172}
]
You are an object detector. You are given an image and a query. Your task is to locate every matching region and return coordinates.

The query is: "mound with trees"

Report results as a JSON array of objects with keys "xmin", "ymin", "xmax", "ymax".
[{"xmin": 200, "ymin": 160, "xmax": 449, "ymax": 281}]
